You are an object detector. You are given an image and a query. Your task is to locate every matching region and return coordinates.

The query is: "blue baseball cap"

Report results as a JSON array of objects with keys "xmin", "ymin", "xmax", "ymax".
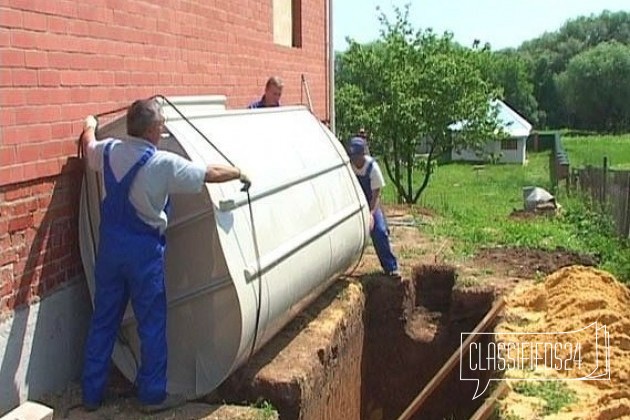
[{"xmin": 348, "ymin": 137, "xmax": 366, "ymax": 157}]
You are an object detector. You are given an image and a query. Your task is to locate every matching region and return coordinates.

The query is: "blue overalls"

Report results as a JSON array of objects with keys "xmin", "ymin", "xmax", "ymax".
[
  {"xmin": 357, "ymin": 160, "xmax": 398, "ymax": 274},
  {"xmin": 247, "ymin": 96, "xmax": 280, "ymax": 108},
  {"xmin": 82, "ymin": 142, "xmax": 168, "ymax": 406}
]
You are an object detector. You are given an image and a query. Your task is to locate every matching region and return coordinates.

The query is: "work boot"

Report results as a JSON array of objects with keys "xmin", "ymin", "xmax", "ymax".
[
  {"xmin": 138, "ymin": 393, "xmax": 186, "ymax": 414},
  {"xmin": 82, "ymin": 401, "xmax": 99, "ymax": 412}
]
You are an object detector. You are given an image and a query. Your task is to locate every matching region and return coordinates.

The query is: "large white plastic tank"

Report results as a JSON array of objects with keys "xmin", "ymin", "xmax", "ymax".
[{"xmin": 78, "ymin": 96, "xmax": 369, "ymax": 398}]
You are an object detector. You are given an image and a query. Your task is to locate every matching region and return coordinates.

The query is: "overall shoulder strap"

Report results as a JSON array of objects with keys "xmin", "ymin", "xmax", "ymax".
[{"xmin": 119, "ymin": 147, "xmax": 156, "ymax": 188}]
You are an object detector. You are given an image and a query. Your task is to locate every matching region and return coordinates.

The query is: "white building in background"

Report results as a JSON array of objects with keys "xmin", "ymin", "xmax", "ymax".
[{"xmin": 451, "ymin": 100, "xmax": 533, "ymax": 165}]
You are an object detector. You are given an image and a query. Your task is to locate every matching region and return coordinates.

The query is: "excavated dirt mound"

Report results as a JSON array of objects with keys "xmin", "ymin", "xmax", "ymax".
[
  {"xmin": 496, "ymin": 266, "xmax": 630, "ymax": 419},
  {"xmin": 473, "ymin": 247, "xmax": 598, "ymax": 279}
]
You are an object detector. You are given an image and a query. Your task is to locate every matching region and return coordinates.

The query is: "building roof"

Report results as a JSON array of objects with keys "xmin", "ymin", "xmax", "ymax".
[
  {"xmin": 494, "ymin": 99, "xmax": 532, "ymax": 138},
  {"xmin": 449, "ymin": 99, "xmax": 533, "ymax": 138}
]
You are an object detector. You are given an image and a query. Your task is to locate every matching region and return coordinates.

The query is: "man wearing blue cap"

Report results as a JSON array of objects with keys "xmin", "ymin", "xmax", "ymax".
[{"xmin": 348, "ymin": 137, "xmax": 400, "ymax": 276}]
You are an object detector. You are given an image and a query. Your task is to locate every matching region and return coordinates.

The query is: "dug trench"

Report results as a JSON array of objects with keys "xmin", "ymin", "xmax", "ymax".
[
  {"xmin": 361, "ymin": 265, "xmax": 497, "ymax": 420},
  {"xmin": 214, "ymin": 264, "xmax": 499, "ymax": 420}
]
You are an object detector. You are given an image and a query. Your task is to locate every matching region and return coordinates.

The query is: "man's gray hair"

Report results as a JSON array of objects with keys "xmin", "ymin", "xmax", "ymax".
[{"xmin": 127, "ymin": 99, "xmax": 163, "ymax": 137}]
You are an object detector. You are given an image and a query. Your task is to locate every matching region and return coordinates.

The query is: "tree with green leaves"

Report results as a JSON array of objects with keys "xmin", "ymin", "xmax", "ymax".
[
  {"xmin": 517, "ymin": 10, "xmax": 630, "ymax": 129},
  {"xmin": 557, "ymin": 41, "xmax": 630, "ymax": 132},
  {"xmin": 475, "ymin": 48, "xmax": 540, "ymax": 126},
  {"xmin": 335, "ymin": 5, "xmax": 502, "ymax": 204}
]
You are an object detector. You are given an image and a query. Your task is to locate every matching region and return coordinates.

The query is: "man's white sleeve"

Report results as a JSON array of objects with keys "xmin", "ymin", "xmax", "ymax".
[
  {"xmin": 165, "ymin": 153, "xmax": 207, "ymax": 194},
  {"xmin": 370, "ymin": 160, "xmax": 386, "ymax": 191},
  {"xmin": 85, "ymin": 138, "xmax": 115, "ymax": 172}
]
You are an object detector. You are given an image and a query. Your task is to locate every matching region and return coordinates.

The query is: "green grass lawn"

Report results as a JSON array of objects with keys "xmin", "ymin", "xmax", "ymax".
[
  {"xmin": 380, "ymin": 141, "xmax": 630, "ymax": 281},
  {"xmin": 383, "ymin": 153, "xmax": 579, "ymax": 253},
  {"xmin": 563, "ymin": 134, "xmax": 630, "ymax": 170}
]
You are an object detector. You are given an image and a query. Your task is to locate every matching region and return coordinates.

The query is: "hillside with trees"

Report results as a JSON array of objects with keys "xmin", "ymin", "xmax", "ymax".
[{"xmin": 516, "ymin": 10, "xmax": 630, "ymax": 131}]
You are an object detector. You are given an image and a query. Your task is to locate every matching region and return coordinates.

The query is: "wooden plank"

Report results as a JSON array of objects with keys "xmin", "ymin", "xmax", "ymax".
[
  {"xmin": 469, "ymin": 381, "xmax": 510, "ymax": 420},
  {"xmin": 397, "ymin": 298, "xmax": 506, "ymax": 420}
]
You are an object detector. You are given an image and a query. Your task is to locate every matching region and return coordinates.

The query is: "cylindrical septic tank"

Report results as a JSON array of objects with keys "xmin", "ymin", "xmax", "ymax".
[{"xmin": 78, "ymin": 96, "xmax": 369, "ymax": 398}]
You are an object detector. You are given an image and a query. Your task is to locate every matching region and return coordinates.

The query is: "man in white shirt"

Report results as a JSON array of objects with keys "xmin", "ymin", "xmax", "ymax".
[
  {"xmin": 79, "ymin": 99, "xmax": 249, "ymax": 414},
  {"xmin": 348, "ymin": 137, "xmax": 400, "ymax": 276}
]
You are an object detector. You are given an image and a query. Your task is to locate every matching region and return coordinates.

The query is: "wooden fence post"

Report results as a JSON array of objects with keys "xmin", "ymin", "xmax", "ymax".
[
  {"xmin": 626, "ymin": 173, "xmax": 630, "ymax": 239},
  {"xmin": 602, "ymin": 156, "xmax": 608, "ymax": 208}
]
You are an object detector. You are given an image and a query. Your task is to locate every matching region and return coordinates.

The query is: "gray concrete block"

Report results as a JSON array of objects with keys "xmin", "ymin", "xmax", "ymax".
[{"xmin": 0, "ymin": 401, "xmax": 53, "ymax": 420}]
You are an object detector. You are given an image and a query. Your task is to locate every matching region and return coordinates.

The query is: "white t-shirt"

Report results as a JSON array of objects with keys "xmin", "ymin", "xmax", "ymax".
[
  {"xmin": 351, "ymin": 156, "xmax": 385, "ymax": 191},
  {"xmin": 86, "ymin": 136, "xmax": 206, "ymax": 233}
]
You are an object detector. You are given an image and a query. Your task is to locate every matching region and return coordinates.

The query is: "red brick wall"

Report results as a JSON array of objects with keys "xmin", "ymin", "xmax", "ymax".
[
  {"xmin": 0, "ymin": 172, "xmax": 84, "ymax": 312},
  {"xmin": 0, "ymin": 0, "xmax": 329, "ymax": 313}
]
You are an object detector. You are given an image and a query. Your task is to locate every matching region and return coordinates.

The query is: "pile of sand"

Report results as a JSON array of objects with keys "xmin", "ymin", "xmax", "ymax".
[{"xmin": 496, "ymin": 265, "xmax": 630, "ymax": 419}]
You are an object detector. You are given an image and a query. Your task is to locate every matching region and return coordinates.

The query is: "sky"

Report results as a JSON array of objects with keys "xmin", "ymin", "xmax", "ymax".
[{"xmin": 333, "ymin": 0, "xmax": 630, "ymax": 51}]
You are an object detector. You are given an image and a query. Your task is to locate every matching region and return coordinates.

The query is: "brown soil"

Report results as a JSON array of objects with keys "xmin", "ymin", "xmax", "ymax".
[
  {"xmin": 356, "ymin": 206, "xmax": 610, "ymax": 419},
  {"xmin": 473, "ymin": 246, "xmax": 598, "ymax": 279},
  {"xmin": 508, "ymin": 208, "xmax": 557, "ymax": 220},
  {"xmin": 386, "ymin": 204, "xmax": 438, "ymax": 219},
  {"xmin": 216, "ymin": 279, "xmax": 364, "ymax": 420},
  {"xmin": 359, "ymin": 266, "xmax": 496, "ymax": 420},
  {"xmin": 358, "ymin": 208, "xmax": 599, "ymax": 304},
  {"xmin": 497, "ymin": 266, "xmax": 630, "ymax": 419},
  {"xmin": 41, "ymin": 368, "xmax": 272, "ymax": 420}
]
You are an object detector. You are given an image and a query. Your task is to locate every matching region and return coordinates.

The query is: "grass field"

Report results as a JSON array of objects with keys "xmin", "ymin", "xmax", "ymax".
[
  {"xmin": 380, "ymin": 134, "xmax": 630, "ymax": 281},
  {"xmin": 563, "ymin": 134, "xmax": 630, "ymax": 170},
  {"xmin": 383, "ymin": 152, "xmax": 578, "ymax": 252}
]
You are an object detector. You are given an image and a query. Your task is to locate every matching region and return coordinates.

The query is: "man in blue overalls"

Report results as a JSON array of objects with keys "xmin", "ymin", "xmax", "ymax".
[
  {"xmin": 348, "ymin": 137, "xmax": 400, "ymax": 276},
  {"xmin": 79, "ymin": 99, "xmax": 250, "ymax": 413}
]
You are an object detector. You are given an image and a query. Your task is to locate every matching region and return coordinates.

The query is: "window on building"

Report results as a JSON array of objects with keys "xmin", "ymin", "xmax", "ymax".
[
  {"xmin": 273, "ymin": 0, "xmax": 302, "ymax": 48},
  {"xmin": 501, "ymin": 139, "xmax": 518, "ymax": 150}
]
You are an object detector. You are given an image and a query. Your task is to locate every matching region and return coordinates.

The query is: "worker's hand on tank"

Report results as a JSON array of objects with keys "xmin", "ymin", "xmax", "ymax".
[
  {"xmin": 83, "ymin": 115, "xmax": 98, "ymax": 132},
  {"xmin": 238, "ymin": 170, "xmax": 251, "ymax": 192},
  {"xmin": 238, "ymin": 170, "xmax": 251, "ymax": 184},
  {"xmin": 369, "ymin": 213, "xmax": 375, "ymax": 231}
]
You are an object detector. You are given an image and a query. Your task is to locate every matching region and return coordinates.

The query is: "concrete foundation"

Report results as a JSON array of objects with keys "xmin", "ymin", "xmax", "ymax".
[
  {"xmin": 0, "ymin": 282, "xmax": 91, "ymax": 416},
  {"xmin": 0, "ymin": 401, "xmax": 53, "ymax": 420}
]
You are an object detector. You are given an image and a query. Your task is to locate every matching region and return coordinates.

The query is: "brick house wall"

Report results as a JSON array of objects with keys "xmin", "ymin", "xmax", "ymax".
[
  {"xmin": 0, "ymin": 0, "xmax": 330, "ymax": 314},
  {"xmin": 0, "ymin": 0, "xmax": 330, "ymax": 411}
]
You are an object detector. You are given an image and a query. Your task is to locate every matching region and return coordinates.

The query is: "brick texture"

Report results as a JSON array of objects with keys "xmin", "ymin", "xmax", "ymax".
[
  {"xmin": 0, "ymin": 0, "xmax": 330, "ymax": 312},
  {"xmin": 0, "ymin": 172, "xmax": 83, "ymax": 312}
]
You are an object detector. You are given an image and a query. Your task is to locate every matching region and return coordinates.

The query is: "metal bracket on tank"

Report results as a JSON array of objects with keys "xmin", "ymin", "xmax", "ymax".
[{"xmin": 218, "ymin": 199, "xmax": 236, "ymax": 211}]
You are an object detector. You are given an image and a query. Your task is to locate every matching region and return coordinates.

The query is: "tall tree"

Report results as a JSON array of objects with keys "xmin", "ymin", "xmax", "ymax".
[
  {"xmin": 336, "ymin": 5, "xmax": 502, "ymax": 204},
  {"xmin": 557, "ymin": 41, "xmax": 630, "ymax": 132}
]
